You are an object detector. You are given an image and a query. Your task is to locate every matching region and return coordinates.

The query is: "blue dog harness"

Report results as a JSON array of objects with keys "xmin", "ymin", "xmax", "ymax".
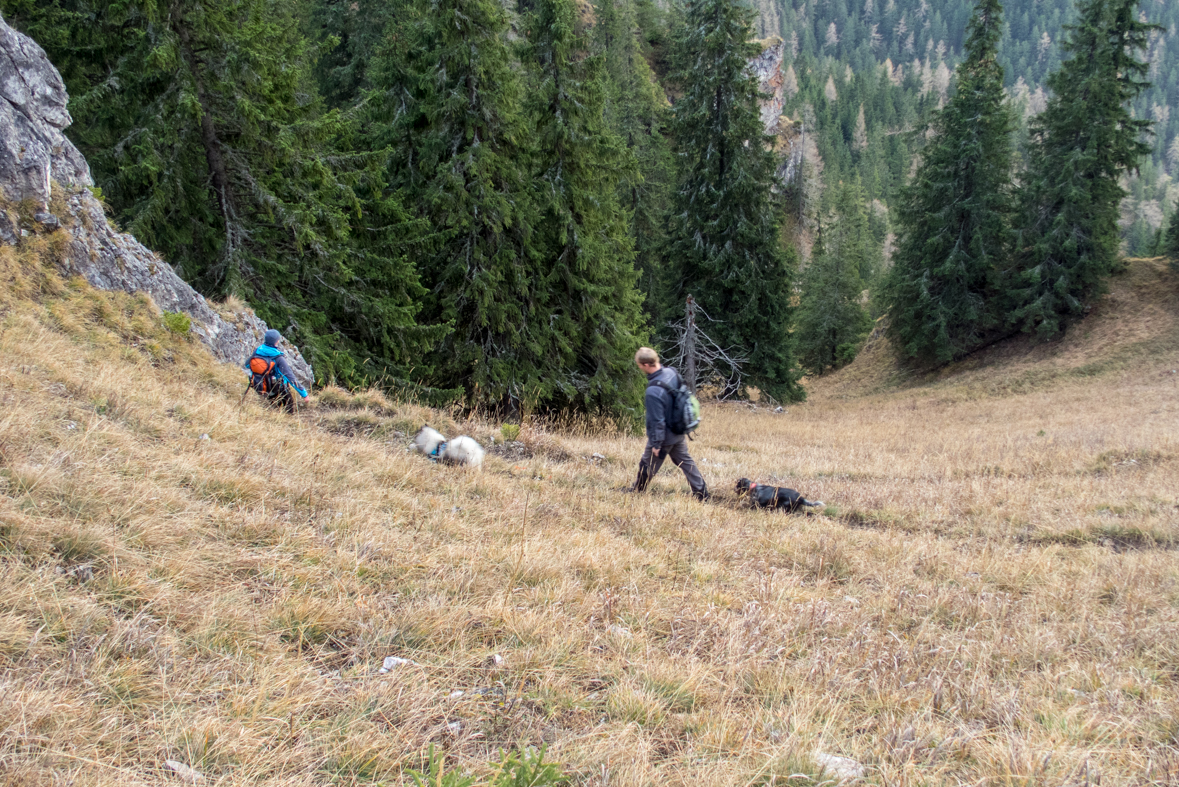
[{"xmin": 428, "ymin": 441, "xmax": 447, "ymax": 462}]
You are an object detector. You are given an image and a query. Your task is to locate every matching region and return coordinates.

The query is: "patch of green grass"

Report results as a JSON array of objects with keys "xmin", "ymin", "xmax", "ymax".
[
  {"xmin": 404, "ymin": 745, "xmax": 569, "ymax": 787},
  {"xmin": 606, "ymin": 685, "xmax": 667, "ymax": 728},
  {"xmin": 51, "ymin": 528, "xmax": 107, "ymax": 565},
  {"xmin": 1026, "ymin": 523, "xmax": 1175, "ymax": 551},
  {"xmin": 642, "ymin": 676, "xmax": 698, "ymax": 713},
  {"xmin": 748, "ymin": 755, "xmax": 827, "ymax": 786}
]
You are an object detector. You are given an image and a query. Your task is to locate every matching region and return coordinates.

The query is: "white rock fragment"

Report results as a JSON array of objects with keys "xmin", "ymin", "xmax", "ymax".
[
  {"xmin": 449, "ymin": 690, "xmax": 465, "ymax": 699},
  {"xmin": 607, "ymin": 624, "xmax": 633, "ymax": 639},
  {"xmin": 447, "ymin": 721, "xmax": 462, "ymax": 733},
  {"xmin": 813, "ymin": 752, "xmax": 865, "ymax": 780},
  {"xmin": 164, "ymin": 760, "xmax": 205, "ymax": 783},
  {"xmin": 379, "ymin": 656, "xmax": 412, "ymax": 674},
  {"xmin": 198, "ymin": 434, "xmax": 210, "ymax": 441}
]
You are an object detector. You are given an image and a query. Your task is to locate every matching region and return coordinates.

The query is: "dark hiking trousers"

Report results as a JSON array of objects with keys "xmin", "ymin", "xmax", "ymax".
[
  {"xmin": 260, "ymin": 384, "xmax": 296, "ymax": 413},
  {"xmin": 633, "ymin": 433, "xmax": 708, "ymax": 499}
]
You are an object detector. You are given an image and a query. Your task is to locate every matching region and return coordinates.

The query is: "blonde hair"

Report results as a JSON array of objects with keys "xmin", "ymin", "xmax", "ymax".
[{"xmin": 635, "ymin": 347, "xmax": 659, "ymax": 365}]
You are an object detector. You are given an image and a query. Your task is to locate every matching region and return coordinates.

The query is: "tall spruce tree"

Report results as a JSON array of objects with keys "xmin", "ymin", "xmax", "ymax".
[
  {"xmin": 663, "ymin": 0, "xmax": 803, "ymax": 402},
  {"xmin": 306, "ymin": 0, "xmax": 401, "ymax": 107},
  {"xmin": 1005, "ymin": 0, "xmax": 1157, "ymax": 338},
  {"xmin": 2, "ymin": 0, "xmax": 436, "ymax": 385},
  {"xmin": 524, "ymin": 0, "xmax": 648, "ymax": 414},
  {"xmin": 883, "ymin": 0, "xmax": 1015, "ymax": 365},
  {"xmin": 593, "ymin": 0, "xmax": 675, "ymax": 321},
  {"xmin": 796, "ymin": 180, "xmax": 874, "ymax": 373},
  {"xmin": 373, "ymin": 0, "xmax": 550, "ymax": 413},
  {"xmin": 1165, "ymin": 201, "xmax": 1179, "ymax": 272}
]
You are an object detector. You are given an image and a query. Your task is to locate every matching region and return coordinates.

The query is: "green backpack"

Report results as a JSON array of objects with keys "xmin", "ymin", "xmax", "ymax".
[{"xmin": 653, "ymin": 377, "xmax": 701, "ymax": 436}]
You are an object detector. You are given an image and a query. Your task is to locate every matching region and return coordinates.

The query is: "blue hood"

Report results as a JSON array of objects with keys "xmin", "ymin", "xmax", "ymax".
[{"xmin": 253, "ymin": 344, "xmax": 284, "ymax": 358}]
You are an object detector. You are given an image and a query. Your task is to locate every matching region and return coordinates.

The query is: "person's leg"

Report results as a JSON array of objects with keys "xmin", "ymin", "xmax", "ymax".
[
  {"xmin": 666, "ymin": 437, "xmax": 708, "ymax": 499},
  {"xmin": 270, "ymin": 386, "xmax": 295, "ymax": 413},
  {"xmin": 632, "ymin": 444, "xmax": 669, "ymax": 491}
]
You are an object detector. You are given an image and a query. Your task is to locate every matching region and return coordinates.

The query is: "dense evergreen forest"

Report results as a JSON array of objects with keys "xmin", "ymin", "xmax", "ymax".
[
  {"xmin": 760, "ymin": 0, "xmax": 1179, "ymax": 254},
  {"xmin": 0, "ymin": 0, "xmax": 1167, "ymax": 413}
]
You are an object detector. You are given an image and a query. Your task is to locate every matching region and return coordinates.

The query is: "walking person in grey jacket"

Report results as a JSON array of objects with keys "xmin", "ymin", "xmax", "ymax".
[{"xmin": 630, "ymin": 347, "xmax": 709, "ymax": 500}]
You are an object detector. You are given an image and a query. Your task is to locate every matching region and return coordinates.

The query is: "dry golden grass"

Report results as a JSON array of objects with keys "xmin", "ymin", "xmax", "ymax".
[{"xmin": 1, "ymin": 245, "xmax": 1178, "ymax": 786}]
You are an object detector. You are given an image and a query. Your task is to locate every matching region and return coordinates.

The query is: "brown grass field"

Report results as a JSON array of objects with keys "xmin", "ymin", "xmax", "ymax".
[{"xmin": 1, "ymin": 237, "xmax": 1178, "ymax": 786}]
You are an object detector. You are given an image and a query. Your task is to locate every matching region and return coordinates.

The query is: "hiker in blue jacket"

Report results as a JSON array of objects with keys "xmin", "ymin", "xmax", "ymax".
[
  {"xmin": 629, "ymin": 347, "xmax": 708, "ymax": 500},
  {"xmin": 244, "ymin": 329, "xmax": 308, "ymax": 412}
]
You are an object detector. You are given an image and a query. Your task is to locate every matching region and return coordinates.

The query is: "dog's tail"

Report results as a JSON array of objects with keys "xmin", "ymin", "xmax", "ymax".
[{"xmin": 801, "ymin": 498, "xmax": 824, "ymax": 508}]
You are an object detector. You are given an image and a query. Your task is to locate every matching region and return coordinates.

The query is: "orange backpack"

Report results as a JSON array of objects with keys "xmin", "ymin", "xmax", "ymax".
[{"xmin": 248, "ymin": 354, "xmax": 280, "ymax": 393}]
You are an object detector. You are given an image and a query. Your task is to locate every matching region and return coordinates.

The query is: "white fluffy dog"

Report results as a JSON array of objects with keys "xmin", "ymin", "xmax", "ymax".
[{"xmin": 412, "ymin": 425, "xmax": 485, "ymax": 468}]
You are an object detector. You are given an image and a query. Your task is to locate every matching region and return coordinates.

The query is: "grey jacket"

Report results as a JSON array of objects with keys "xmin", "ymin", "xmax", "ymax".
[{"xmin": 644, "ymin": 366, "xmax": 683, "ymax": 448}]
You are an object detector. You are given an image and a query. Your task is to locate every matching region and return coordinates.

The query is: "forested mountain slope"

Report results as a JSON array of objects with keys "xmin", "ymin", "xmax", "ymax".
[{"xmin": 757, "ymin": 0, "xmax": 1179, "ymax": 253}]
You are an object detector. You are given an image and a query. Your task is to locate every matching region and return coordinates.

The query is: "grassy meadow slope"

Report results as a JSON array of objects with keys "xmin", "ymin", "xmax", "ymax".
[{"xmin": 2, "ymin": 242, "xmax": 1178, "ymax": 786}]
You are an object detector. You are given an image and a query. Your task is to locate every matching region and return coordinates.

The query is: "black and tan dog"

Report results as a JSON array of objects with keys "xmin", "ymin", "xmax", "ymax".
[{"xmin": 735, "ymin": 478, "xmax": 823, "ymax": 512}]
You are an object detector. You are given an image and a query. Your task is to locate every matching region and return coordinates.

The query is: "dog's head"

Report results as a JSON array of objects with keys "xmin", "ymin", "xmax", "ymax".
[
  {"xmin": 735, "ymin": 478, "xmax": 754, "ymax": 495},
  {"xmin": 412, "ymin": 425, "xmax": 447, "ymax": 456}
]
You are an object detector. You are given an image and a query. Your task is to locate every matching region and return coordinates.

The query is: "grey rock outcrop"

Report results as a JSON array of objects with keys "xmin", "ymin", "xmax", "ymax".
[
  {"xmin": 0, "ymin": 17, "xmax": 90, "ymax": 203},
  {"xmin": 0, "ymin": 12, "xmax": 312, "ymax": 387},
  {"xmin": 751, "ymin": 37, "xmax": 787, "ymax": 135},
  {"xmin": 748, "ymin": 37, "xmax": 804, "ymax": 194}
]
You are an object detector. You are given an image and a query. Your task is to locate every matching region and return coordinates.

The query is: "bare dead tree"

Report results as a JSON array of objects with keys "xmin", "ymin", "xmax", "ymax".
[{"xmin": 666, "ymin": 295, "xmax": 748, "ymax": 399}]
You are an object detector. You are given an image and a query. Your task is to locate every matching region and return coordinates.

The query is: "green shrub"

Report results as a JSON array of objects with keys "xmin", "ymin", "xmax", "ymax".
[
  {"xmin": 501, "ymin": 423, "xmax": 521, "ymax": 442},
  {"xmin": 162, "ymin": 312, "xmax": 192, "ymax": 335},
  {"xmin": 407, "ymin": 745, "xmax": 567, "ymax": 787}
]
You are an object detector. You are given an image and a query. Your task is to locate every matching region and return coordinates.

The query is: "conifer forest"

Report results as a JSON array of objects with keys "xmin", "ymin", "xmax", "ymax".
[{"xmin": 2, "ymin": 0, "xmax": 1173, "ymax": 411}]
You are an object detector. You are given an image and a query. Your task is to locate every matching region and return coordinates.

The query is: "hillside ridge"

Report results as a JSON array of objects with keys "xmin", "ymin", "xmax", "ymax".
[{"xmin": 806, "ymin": 256, "xmax": 1179, "ymax": 401}]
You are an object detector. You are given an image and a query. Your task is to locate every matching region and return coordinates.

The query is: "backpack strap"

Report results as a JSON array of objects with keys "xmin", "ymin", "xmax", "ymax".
[{"xmin": 650, "ymin": 369, "xmax": 686, "ymax": 392}]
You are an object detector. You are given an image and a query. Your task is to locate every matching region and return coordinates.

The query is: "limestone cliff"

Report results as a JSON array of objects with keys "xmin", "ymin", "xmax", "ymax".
[
  {"xmin": 752, "ymin": 37, "xmax": 804, "ymax": 192},
  {"xmin": 751, "ymin": 37, "xmax": 786, "ymax": 134},
  {"xmin": 0, "ymin": 13, "xmax": 313, "ymax": 387}
]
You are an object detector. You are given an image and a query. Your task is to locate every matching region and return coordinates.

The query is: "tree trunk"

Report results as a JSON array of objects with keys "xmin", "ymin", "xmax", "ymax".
[
  {"xmin": 175, "ymin": 16, "xmax": 244, "ymax": 288},
  {"xmin": 685, "ymin": 295, "xmax": 697, "ymax": 393}
]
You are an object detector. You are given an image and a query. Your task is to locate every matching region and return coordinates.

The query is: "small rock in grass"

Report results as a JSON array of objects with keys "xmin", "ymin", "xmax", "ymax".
[
  {"xmin": 164, "ymin": 760, "xmax": 205, "ymax": 783},
  {"xmin": 379, "ymin": 656, "xmax": 411, "ymax": 674},
  {"xmin": 447, "ymin": 721, "xmax": 462, "ymax": 733},
  {"xmin": 813, "ymin": 752, "xmax": 865, "ymax": 780},
  {"xmin": 69, "ymin": 565, "xmax": 95, "ymax": 583},
  {"xmin": 198, "ymin": 434, "xmax": 210, "ymax": 441},
  {"xmin": 449, "ymin": 690, "xmax": 465, "ymax": 699},
  {"xmin": 607, "ymin": 624, "xmax": 633, "ymax": 639}
]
